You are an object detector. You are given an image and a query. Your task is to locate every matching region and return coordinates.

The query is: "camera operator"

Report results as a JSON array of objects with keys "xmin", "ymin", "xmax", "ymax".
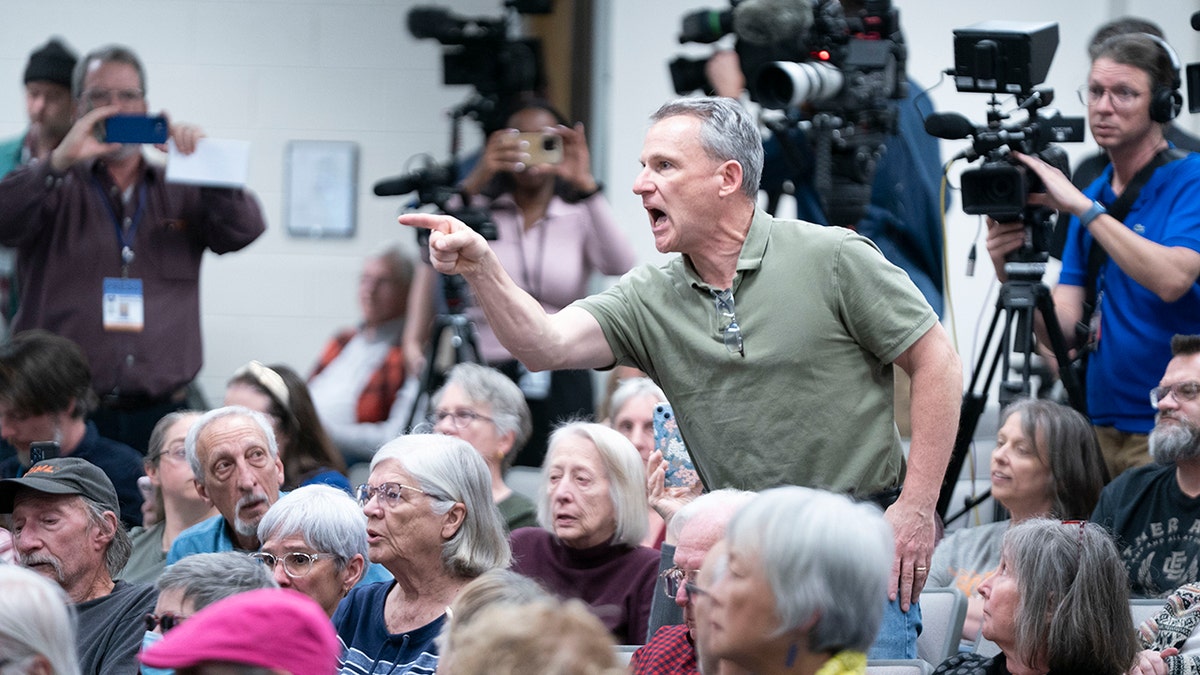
[
  {"xmin": 402, "ymin": 99, "xmax": 636, "ymax": 468},
  {"xmin": 986, "ymin": 33, "xmax": 1200, "ymax": 478}
]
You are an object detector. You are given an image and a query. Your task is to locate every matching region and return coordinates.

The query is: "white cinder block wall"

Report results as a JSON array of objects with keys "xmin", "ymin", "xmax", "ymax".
[{"xmin": 0, "ymin": 0, "xmax": 1197, "ymax": 453}]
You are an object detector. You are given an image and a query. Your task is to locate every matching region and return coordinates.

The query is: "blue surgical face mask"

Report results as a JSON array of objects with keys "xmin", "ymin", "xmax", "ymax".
[{"xmin": 140, "ymin": 630, "xmax": 174, "ymax": 675}]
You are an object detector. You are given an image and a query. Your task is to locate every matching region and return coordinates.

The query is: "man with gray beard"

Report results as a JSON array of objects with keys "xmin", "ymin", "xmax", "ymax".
[
  {"xmin": 166, "ymin": 406, "xmax": 286, "ymax": 563},
  {"xmin": 1093, "ymin": 334, "xmax": 1200, "ymax": 597},
  {"xmin": 0, "ymin": 457, "xmax": 157, "ymax": 674}
]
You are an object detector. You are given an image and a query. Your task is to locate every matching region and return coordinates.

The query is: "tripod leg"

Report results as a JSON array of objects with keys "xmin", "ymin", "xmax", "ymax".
[{"xmin": 1035, "ymin": 285, "xmax": 1087, "ymax": 414}]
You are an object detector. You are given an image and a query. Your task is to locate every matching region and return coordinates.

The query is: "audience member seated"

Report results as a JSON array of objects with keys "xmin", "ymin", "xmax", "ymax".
[
  {"xmin": 1093, "ymin": 335, "xmax": 1200, "ymax": 597},
  {"xmin": 226, "ymin": 360, "xmax": 350, "ymax": 492},
  {"xmin": 334, "ymin": 434, "xmax": 510, "ymax": 675},
  {"xmin": 142, "ymin": 588, "xmax": 341, "ymax": 675},
  {"xmin": 632, "ymin": 489, "xmax": 754, "ymax": 672},
  {"xmin": 0, "ymin": 457, "xmax": 157, "ymax": 675},
  {"xmin": 436, "ymin": 568, "xmax": 551, "ymax": 656},
  {"xmin": 929, "ymin": 398, "xmax": 1108, "ymax": 642},
  {"xmin": 696, "ymin": 487, "xmax": 892, "ymax": 675},
  {"xmin": 510, "ymin": 422, "xmax": 660, "ymax": 644},
  {"xmin": 0, "ymin": 330, "xmax": 144, "ymax": 528},
  {"xmin": 403, "ymin": 98, "xmax": 636, "ymax": 468},
  {"xmin": 430, "ymin": 362, "xmax": 537, "ymax": 531},
  {"xmin": 309, "ymin": 245, "xmax": 417, "ymax": 466},
  {"xmin": 256, "ymin": 483, "xmax": 390, "ymax": 616},
  {"xmin": 167, "ymin": 406, "xmax": 285, "ymax": 562},
  {"xmin": 0, "ymin": 565, "xmax": 79, "ymax": 675},
  {"xmin": 596, "ymin": 365, "xmax": 649, "ymax": 424},
  {"xmin": 439, "ymin": 598, "xmax": 621, "ymax": 675},
  {"xmin": 125, "ymin": 411, "xmax": 216, "ymax": 583},
  {"xmin": 1127, "ymin": 582, "xmax": 1200, "ymax": 674},
  {"xmin": 604, "ymin": 376, "xmax": 678, "ymax": 549},
  {"xmin": 935, "ymin": 519, "xmax": 1139, "ymax": 675},
  {"xmin": 146, "ymin": 550, "xmax": 277, "ymax": 651}
]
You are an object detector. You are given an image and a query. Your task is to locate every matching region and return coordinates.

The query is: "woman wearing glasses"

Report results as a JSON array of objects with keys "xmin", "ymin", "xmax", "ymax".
[
  {"xmin": 928, "ymin": 398, "xmax": 1108, "ymax": 645},
  {"xmin": 934, "ymin": 519, "xmax": 1139, "ymax": 675},
  {"xmin": 125, "ymin": 411, "xmax": 216, "ymax": 583},
  {"xmin": 334, "ymin": 434, "xmax": 510, "ymax": 675},
  {"xmin": 430, "ymin": 363, "xmax": 537, "ymax": 531},
  {"xmin": 510, "ymin": 422, "xmax": 660, "ymax": 645},
  {"xmin": 255, "ymin": 484, "xmax": 385, "ymax": 617},
  {"xmin": 225, "ymin": 361, "xmax": 349, "ymax": 493}
]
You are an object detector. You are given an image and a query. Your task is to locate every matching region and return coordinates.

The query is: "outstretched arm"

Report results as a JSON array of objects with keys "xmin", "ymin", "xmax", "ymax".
[
  {"xmin": 888, "ymin": 321, "xmax": 962, "ymax": 610},
  {"xmin": 399, "ymin": 212, "xmax": 615, "ymax": 371}
]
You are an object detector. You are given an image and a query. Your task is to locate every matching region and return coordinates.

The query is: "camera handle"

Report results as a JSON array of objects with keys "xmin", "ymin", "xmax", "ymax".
[{"xmin": 936, "ymin": 240, "xmax": 1085, "ymax": 525}]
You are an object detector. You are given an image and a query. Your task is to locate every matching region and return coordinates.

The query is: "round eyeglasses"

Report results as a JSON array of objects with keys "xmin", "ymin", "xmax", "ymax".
[
  {"xmin": 144, "ymin": 612, "xmax": 185, "ymax": 633},
  {"xmin": 249, "ymin": 551, "xmax": 340, "ymax": 578}
]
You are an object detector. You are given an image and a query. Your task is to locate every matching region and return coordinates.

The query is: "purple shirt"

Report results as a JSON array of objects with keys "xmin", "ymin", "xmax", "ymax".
[{"xmin": 0, "ymin": 157, "xmax": 265, "ymax": 398}]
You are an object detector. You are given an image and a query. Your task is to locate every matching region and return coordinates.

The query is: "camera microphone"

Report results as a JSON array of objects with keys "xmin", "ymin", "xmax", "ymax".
[
  {"xmin": 732, "ymin": 0, "xmax": 814, "ymax": 46},
  {"xmin": 373, "ymin": 163, "xmax": 455, "ymax": 197},
  {"xmin": 923, "ymin": 112, "xmax": 977, "ymax": 140}
]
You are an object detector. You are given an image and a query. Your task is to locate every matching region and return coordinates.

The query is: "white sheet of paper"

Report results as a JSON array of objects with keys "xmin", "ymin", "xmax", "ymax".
[{"xmin": 165, "ymin": 138, "xmax": 250, "ymax": 188}]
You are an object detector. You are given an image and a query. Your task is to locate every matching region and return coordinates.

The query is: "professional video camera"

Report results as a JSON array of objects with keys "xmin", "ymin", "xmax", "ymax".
[
  {"xmin": 924, "ymin": 21, "xmax": 1084, "ymax": 260},
  {"xmin": 407, "ymin": 0, "xmax": 550, "ymax": 133},
  {"xmin": 668, "ymin": 0, "xmax": 908, "ymax": 227}
]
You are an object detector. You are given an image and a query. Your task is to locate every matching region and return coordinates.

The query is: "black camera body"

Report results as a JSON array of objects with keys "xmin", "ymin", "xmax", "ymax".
[{"xmin": 930, "ymin": 21, "xmax": 1084, "ymax": 239}]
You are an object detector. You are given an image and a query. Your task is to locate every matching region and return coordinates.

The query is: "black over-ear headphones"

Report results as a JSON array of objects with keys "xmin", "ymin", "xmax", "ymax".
[{"xmin": 1140, "ymin": 33, "xmax": 1183, "ymax": 123}]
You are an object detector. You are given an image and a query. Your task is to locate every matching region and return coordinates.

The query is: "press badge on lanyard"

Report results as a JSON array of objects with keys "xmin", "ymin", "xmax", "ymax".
[{"xmin": 98, "ymin": 180, "xmax": 146, "ymax": 333}]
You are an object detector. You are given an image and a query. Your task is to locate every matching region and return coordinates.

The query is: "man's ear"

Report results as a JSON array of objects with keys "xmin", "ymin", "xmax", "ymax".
[{"xmin": 716, "ymin": 159, "xmax": 745, "ymax": 198}]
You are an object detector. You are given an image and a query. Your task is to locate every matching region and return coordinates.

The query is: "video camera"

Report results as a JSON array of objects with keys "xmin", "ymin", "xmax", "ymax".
[
  {"xmin": 407, "ymin": 0, "xmax": 550, "ymax": 133},
  {"xmin": 925, "ymin": 21, "xmax": 1085, "ymax": 245}
]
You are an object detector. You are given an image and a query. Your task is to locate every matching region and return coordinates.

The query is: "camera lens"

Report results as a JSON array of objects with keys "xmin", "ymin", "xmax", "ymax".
[{"xmin": 542, "ymin": 136, "xmax": 556, "ymax": 151}]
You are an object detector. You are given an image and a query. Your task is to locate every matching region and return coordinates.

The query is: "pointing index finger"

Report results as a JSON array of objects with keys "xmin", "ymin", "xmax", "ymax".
[{"xmin": 398, "ymin": 212, "xmax": 456, "ymax": 234}]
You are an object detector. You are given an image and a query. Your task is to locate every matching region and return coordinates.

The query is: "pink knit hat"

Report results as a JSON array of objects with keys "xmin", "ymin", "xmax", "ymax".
[{"xmin": 140, "ymin": 588, "xmax": 341, "ymax": 675}]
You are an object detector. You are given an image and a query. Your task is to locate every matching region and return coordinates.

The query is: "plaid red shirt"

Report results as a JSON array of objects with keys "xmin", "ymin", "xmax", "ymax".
[{"xmin": 630, "ymin": 624, "xmax": 698, "ymax": 675}]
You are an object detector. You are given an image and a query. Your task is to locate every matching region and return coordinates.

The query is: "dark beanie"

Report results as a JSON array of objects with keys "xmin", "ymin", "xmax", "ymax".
[{"xmin": 24, "ymin": 38, "xmax": 77, "ymax": 88}]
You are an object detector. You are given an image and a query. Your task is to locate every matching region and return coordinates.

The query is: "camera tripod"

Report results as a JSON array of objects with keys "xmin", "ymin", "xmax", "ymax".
[
  {"xmin": 936, "ymin": 246, "xmax": 1086, "ymax": 525},
  {"xmin": 403, "ymin": 273, "xmax": 484, "ymax": 430}
]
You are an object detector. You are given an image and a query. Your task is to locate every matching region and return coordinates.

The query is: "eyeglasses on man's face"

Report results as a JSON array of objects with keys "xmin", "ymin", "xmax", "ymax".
[
  {"xmin": 249, "ymin": 551, "xmax": 339, "ymax": 578},
  {"xmin": 82, "ymin": 88, "xmax": 144, "ymax": 107},
  {"xmin": 1150, "ymin": 381, "xmax": 1200, "ymax": 409},
  {"xmin": 355, "ymin": 482, "xmax": 427, "ymax": 509},
  {"xmin": 660, "ymin": 565, "xmax": 700, "ymax": 599},
  {"xmin": 1077, "ymin": 84, "xmax": 1144, "ymax": 110}
]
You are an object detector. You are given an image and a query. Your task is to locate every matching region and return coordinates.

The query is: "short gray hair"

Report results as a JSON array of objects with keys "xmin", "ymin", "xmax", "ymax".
[
  {"xmin": 371, "ymin": 243, "xmax": 415, "ymax": 289},
  {"xmin": 439, "ymin": 568, "xmax": 551, "ymax": 655},
  {"xmin": 1003, "ymin": 518, "xmax": 1139, "ymax": 673},
  {"xmin": 156, "ymin": 551, "xmax": 277, "ymax": 611},
  {"xmin": 257, "ymin": 484, "xmax": 369, "ymax": 571},
  {"xmin": 0, "ymin": 565, "xmax": 80, "ymax": 675},
  {"xmin": 187, "ymin": 406, "xmax": 279, "ymax": 486},
  {"xmin": 667, "ymin": 488, "xmax": 755, "ymax": 543},
  {"xmin": 72, "ymin": 44, "xmax": 146, "ymax": 100},
  {"xmin": 724, "ymin": 487, "xmax": 893, "ymax": 652},
  {"xmin": 607, "ymin": 377, "xmax": 665, "ymax": 423},
  {"xmin": 434, "ymin": 363, "xmax": 532, "ymax": 471},
  {"xmin": 82, "ymin": 496, "xmax": 129, "ymax": 580},
  {"xmin": 650, "ymin": 97, "xmax": 763, "ymax": 199},
  {"xmin": 371, "ymin": 435, "xmax": 512, "ymax": 576},
  {"xmin": 537, "ymin": 422, "xmax": 648, "ymax": 547}
]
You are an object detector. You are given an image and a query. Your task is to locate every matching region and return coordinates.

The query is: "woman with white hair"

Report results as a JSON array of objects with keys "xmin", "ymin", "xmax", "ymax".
[
  {"xmin": 699, "ymin": 486, "xmax": 893, "ymax": 675},
  {"xmin": 334, "ymin": 434, "xmax": 511, "ymax": 675},
  {"xmin": 511, "ymin": 421, "xmax": 660, "ymax": 644},
  {"xmin": 0, "ymin": 565, "xmax": 79, "ymax": 675},
  {"xmin": 257, "ymin": 483, "xmax": 390, "ymax": 617},
  {"xmin": 431, "ymin": 363, "xmax": 537, "ymax": 531}
]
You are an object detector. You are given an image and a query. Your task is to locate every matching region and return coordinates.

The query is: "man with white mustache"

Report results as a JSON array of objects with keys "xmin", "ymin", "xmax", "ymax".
[
  {"xmin": 1093, "ymin": 334, "xmax": 1200, "ymax": 596},
  {"xmin": 0, "ymin": 457, "xmax": 158, "ymax": 674},
  {"xmin": 166, "ymin": 406, "xmax": 285, "ymax": 563}
]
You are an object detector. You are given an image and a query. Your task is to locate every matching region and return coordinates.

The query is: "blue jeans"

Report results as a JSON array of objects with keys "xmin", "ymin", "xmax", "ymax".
[{"xmin": 868, "ymin": 597, "xmax": 921, "ymax": 659}]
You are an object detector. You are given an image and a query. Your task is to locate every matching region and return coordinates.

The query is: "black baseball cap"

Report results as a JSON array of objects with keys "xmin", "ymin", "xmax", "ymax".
[{"xmin": 0, "ymin": 457, "xmax": 120, "ymax": 514}]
